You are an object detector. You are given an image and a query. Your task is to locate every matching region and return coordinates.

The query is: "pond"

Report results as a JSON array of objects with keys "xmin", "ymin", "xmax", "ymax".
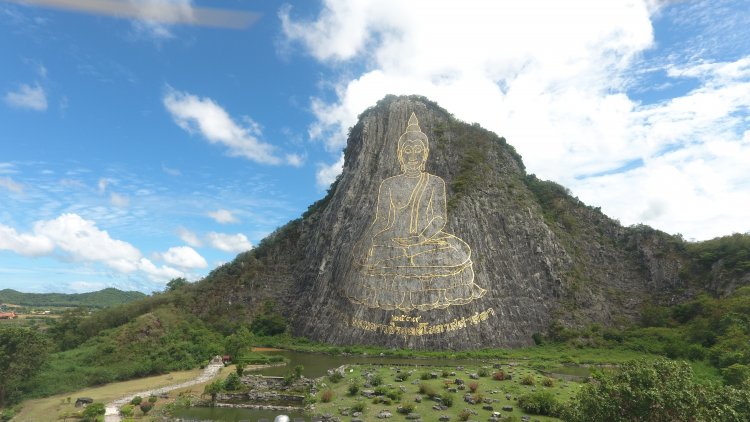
[{"xmin": 173, "ymin": 406, "xmax": 307, "ymax": 421}]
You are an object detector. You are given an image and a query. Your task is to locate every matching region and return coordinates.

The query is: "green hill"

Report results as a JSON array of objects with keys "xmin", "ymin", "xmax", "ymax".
[{"xmin": 0, "ymin": 288, "xmax": 147, "ymax": 308}]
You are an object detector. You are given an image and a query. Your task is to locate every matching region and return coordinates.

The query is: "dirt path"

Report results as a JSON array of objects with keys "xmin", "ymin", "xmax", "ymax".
[{"xmin": 104, "ymin": 361, "xmax": 224, "ymax": 421}]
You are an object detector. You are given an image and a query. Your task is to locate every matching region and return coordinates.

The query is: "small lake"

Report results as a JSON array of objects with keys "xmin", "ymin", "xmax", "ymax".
[{"xmin": 173, "ymin": 406, "xmax": 306, "ymax": 421}]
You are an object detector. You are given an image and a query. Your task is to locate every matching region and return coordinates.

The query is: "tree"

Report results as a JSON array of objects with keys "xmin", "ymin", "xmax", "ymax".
[
  {"xmin": 0, "ymin": 326, "xmax": 51, "ymax": 406},
  {"xmin": 203, "ymin": 379, "xmax": 224, "ymax": 404},
  {"xmin": 565, "ymin": 358, "xmax": 750, "ymax": 422},
  {"xmin": 165, "ymin": 277, "xmax": 188, "ymax": 292}
]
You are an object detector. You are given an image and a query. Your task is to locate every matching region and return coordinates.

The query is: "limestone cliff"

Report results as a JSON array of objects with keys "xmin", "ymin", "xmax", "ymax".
[{"xmin": 192, "ymin": 95, "xmax": 741, "ymax": 349}]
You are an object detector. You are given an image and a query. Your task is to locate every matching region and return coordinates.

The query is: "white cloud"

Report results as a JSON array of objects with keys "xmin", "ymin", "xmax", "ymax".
[
  {"xmin": 163, "ymin": 87, "xmax": 289, "ymax": 165},
  {"xmin": 67, "ymin": 280, "xmax": 107, "ymax": 293},
  {"xmin": 316, "ymin": 153, "xmax": 344, "ymax": 189},
  {"xmin": 0, "ymin": 177, "xmax": 23, "ymax": 193},
  {"xmin": 161, "ymin": 163, "xmax": 181, "ymax": 176},
  {"xmin": 282, "ymin": 0, "xmax": 750, "ymax": 240},
  {"xmin": 286, "ymin": 153, "xmax": 305, "ymax": 167},
  {"xmin": 206, "ymin": 231, "xmax": 252, "ymax": 253},
  {"xmin": 110, "ymin": 192, "xmax": 130, "ymax": 208},
  {"xmin": 0, "ymin": 213, "xmax": 184, "ymax": 281},
  {"xmin": 177, "ymin": 227, "xmax": 202, "ymax": 247},
  {"xmin": 97, "ymin": 178, "xmax": 108, "ymax": 193},
  {"xmin": 137, "ymin": 257, "xmax": 183, "ymax": 281},
  {"xmin": 0, "ymin": 224, "xmax": 55, "ymax": 256},
  {"xmin": 159, "ymin": 245, "xmax": 208, "ymax": 269},
  {"xmin": 4, "ymin": 83, "xmax": 47, "ymax": 111},
  {"xmin": 207, "ymin": 208, "xmax": 238, "ymax": 224},
  {"xmin": 34, "ymin": 213, "xmax": 143, "ymax": 273}
]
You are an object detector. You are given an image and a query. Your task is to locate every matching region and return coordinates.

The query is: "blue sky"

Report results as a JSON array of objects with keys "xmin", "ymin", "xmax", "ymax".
[{"xmin": 1, "ymin": 0, "xmax": 749, "ymax": 293}]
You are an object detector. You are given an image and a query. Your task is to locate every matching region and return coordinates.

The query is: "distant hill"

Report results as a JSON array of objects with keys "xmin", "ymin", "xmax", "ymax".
[{"xmin": 0, "ymin": 288, "xmax": 147, "ymax": 308}]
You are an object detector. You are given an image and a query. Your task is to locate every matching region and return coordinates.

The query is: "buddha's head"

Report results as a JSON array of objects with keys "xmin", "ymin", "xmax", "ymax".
[{"xmin": 398, "ymin": 113, "xmax": 429, "ymax": 173}]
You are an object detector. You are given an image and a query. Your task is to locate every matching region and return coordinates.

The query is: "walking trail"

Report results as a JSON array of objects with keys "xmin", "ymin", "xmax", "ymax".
[{"xmin": 104, "ymin": 360, "xmax": 224, "ymax": 421}]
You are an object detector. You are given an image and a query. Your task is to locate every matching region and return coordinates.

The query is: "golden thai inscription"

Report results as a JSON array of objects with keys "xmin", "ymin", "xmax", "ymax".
[
  {"xmin": 351, "ymin": 308, "xmax": 496, "ymax": 336},
  {"xmin": 347, "ymin": 113, "xmax": 486, "ymax": 312}
]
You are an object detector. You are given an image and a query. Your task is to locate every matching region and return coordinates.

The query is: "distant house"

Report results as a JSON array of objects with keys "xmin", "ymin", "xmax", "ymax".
[{"xmin": 0, "ymin": 312, "xmax": 17, "ymax": 319}]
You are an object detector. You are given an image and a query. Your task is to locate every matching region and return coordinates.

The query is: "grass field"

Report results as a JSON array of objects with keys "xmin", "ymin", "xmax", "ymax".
[
  {"xmin": 311, "ymin": 362, "xmax": 580, "ymax": 421},
  {"xmin": 13, "ymin": 368, "xmax": 204, "ymax": 421}
]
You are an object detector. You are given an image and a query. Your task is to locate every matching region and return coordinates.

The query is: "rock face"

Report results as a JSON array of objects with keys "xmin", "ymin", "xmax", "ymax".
[{"xmin": 203, "ymin": 95, "xmax": 708, "ymax": 349}]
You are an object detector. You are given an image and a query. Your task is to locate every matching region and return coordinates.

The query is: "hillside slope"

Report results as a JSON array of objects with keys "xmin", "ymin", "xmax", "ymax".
[{"xmin": 179, "ymin": 95, "xmax": 747, "ymax": 349}]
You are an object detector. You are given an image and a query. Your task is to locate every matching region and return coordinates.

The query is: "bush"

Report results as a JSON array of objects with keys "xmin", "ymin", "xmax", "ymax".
[
  {"xmin": 328, "ymin": 371, "xmax": 344, "ymax": 383},
  {"xmin": 119, "ymin": 404, "xmax": 134, "ymax": 417},
  {"xmin": 542, "ymin": 377, "xmax": 555, "ymax": 387},
  {"xmin": 130, "ymin": 396, "xmax": 142, "ymax": 405},
  {"xmin": 441, "ymin": 370, "xmax": 451, "ymax": 378},
  {"xmin": 419, "ymin": 383, "xmax": 438, "ymax": 398},
  {"xmin": 81, "ymin": 403, "xmax": 105, "ymax": 421},
  {"xmin": 224, "ymin": 372, "xmax": 243, "ymax": 391},
  {"xmin": 518, "ymin": 391, "xmax": 561, "ymax": 416},
  {"xmin": 492, "ymin": 371, "xmax": 505, "ymax": 381},
  {"xmin": 351, "ymin": 402, "xmax": 366, "ymax": 412},
  {"xmin": 478, "ymin": 367, "xmax": 489, "ymax": 377},
  {"xmin": 722, "ymin": 364, "xmax": 750, "ymax": 387},
  {"xmin": 320, "ymin": 389, "xmax": 334, "ymax": 403},
  {"xmin": 148, "ymin": 395, "xmax": 157, "ymax": 403},
  {"xmin": 563, "ymin": 358, "xmax": 750, "ymax": 422},
  {"xmin": 348, "ymin": 383, "xmax": 360, "ymax": 396},
  {"xmin": 395, "ymin": 372, "xmax": 410, "ymax": 382},
  {"xmin": 397, "ymin": 402, "xmax": 415, "ymax": 414},
  {"xmin": 370, "ymin": 374, "xmax": 383, "ymax": 386},
  {"xmin": 420, "ymin": 372, "xmax": 432, "ymax": 380},
  {"xmin": 139, "ymin": 402, "xmax": 153, "ymax": 415},
  {"xmin": 458, "ymin": 409, "xmax": 472, "ymax": 421},
  {"xmin": 468, "ymin": 382, "xmax": 479, "ymax": 393},
  {"xmin": 440, "ymin": 393, "xmax": 454, "ymax": 407},
  {"xmin": 521, "ymin": 374, "xmax": 536, "ymax": 386}
]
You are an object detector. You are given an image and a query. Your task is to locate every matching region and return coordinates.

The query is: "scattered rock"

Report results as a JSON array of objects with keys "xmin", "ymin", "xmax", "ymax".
[
  {"xmin": 502, "ymin": 405, "xmax": 513, "ymax": 412},
  {"xmin": 377, "ymin": 410, "xmax": 392, "ymax": 419}
]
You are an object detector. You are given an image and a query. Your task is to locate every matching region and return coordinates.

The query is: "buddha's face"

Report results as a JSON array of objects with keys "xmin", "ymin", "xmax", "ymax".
[{"xmin": 399, "ymin": 139, "xmax": 428, "ymax": 173}]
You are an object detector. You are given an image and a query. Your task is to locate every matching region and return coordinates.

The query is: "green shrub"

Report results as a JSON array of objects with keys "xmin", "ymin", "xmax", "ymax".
[
  {"xmin": 148, "ymin": 395, "xmax": 157, "ymax": 403},
  {"xmin": 351, "ymin": 402, "xmax": 366, "ymax": 412},
  {"xmin": 722, "ymin": 364, "xmax": 750, "ymax": 386},
  {"xmin": 395, "ymin": 372, "xmax": 410, "ymax": 382},
  {"xmin": 397, "ymin": 402, "xmax": 415, "ymax": 414},
  {"xmin": 518, "ymin": 391, "xmax": 561, "ymax": 416},
  {"xmin": 419, "ymin": 383, "xmax": 438, "ymax": 398},
  {"xmin": 119, "ymin": 404, "xmax": 134, "ymax": 417},
  {"xmin": 370, "ymin": 374, "xmax": 383, "ymax": 386},
  {"xmin": 224, "ymin": 372, "xmax": 243, "ymax": 391},
  {"xmin": 521, "ymin": 374, "xmax": 536, "ymax": 385},
  {"xmin": 348, "ymin": 382, "xmax": 360, "ymax": 396},
  {"xmin": 420, "ymin": 372, "xmax": 432, "ymax": 380},
  {"xmin": 542, "ymin": 377, "xmax": 555, "ymax": 387},
  {"xmin": 81, "ymin": 403, "xmax": 105, "ymax": 421},
  {"xmin": 458, "ymin": 409, "xmax": 472, "ymax": 421},
  {"xmin": 328, "ymin": 371, "xmax": 344, "ymax": 383},
  {"xmin": 130, "ymin": 396, "xmax": 142, "ymax": 405},
  {"xmin": 440, "ymin": 393, "xmax": 454, "ymax": 407},
  {"xmin": 478, "ymin": 367, "xmax": 489, "ymax": 377}
]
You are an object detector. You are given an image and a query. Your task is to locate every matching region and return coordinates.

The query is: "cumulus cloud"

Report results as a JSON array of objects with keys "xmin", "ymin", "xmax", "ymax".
[
  {"xmin": 0, "ymin": 213, "xmax": 184, "ymax": 282},
  {"xmin": 159, "ymin": 245, "xmax": 208, "ymax": 269},
  {"xmin": 163, "ymin": 87, "xmax": 291, "ymax": 165},
  {"xmin": 281, "ymin": 0, "xmax": 750, "ymax": 240},
  {"xmin": 4, "ymin": 83, "xmax": 48, "ymax": 111},
  {"xmin": 177, "ymin": 227, "xmax": 202, "ymax": 247},
  {"xmin": 207, "ymin": 209, "xmax": 238, "ymax": 224},
  {"xmin": 0, "ymin": 177, "xmax": 23, "ymax": 193},
  {"xmin": 316, "ymin": 153, "xmax": 344, "ymax": 189},
  {"xmin": 206, "ymin": 231, "xmax": 252, "ymax": 253},
  {"xmin": 286, "ymin": 153, "xmax": 305, "ymax": 167},
  {"xmin": 0, "ymin": 224, "xmax": 55, "ymax": 256}
]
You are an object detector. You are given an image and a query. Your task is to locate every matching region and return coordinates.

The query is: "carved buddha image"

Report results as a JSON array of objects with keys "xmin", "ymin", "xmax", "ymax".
[{"xmin": 348, "ymin": 113, "xmax": 486, "ymax": 311}]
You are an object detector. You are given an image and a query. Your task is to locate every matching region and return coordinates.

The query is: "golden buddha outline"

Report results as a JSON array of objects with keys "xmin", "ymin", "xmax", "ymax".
[{"xmin": 348, "ymin": 112, "xmax": 486, "ymax": 311}]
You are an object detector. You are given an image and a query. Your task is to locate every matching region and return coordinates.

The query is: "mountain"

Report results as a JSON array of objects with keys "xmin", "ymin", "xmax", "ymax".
[
  {"xmin": 0, "ymin": 288, "xmax": 147, "ymax": 308},
  {"xmin": 170, "ymin": 95, "xmax": 749, "ymax": 350}
]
